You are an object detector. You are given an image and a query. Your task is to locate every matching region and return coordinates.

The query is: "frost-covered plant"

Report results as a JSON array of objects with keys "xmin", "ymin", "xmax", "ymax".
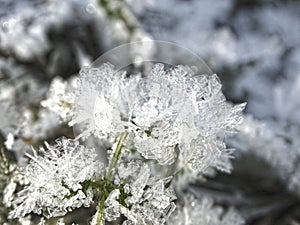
[
  {"xmin": 4, "ymin": 63, "xmax": 245, "ymax": 224},
  {"xmin": 232, "ymin": 115, "xmax": 300, "ymax": 196},
  {"xmin": 8, "ymin": 137, "xmax": 102, "ymax": 219},
  {"xmin": 72, "ymin": 63, "xmax": 245, "ymax": 176},
  {"xmin": 99, "ymin": 162, "xmax": 176, "ymax": 225},
  {"xmin": 168, "ymin": 195, "xmax": 244, "ymax": 225},
  {"xmin": 230, "ymin": 74, "xmax": 300, "ymax": 197},
  {"xmin": 41, "ymin": 77, "xmax": 76, "ymax": 122}
]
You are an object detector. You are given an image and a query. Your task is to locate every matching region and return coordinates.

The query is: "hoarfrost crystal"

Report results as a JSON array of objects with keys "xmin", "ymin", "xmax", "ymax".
[
  {"xmin": 41, "ymin": 77, "xmax": 76, "ymax": 122},
  {"xmin": 168, "ymin": 195, "xmax": 245, "ymax": 225},
  {"xmin": 103, "ymin": 162, "xmax": 176, "ymax": 225},
  {"xmin": 71, "ymin": 64, "xmax": 130, "ymax": 139},
  {"xmin": 73, "ymin": 63, "xmax": 245, "ymax": 175},
  {"xmin": 9, "ymin": 137, "xmax": 103, "ymax": 219},
  {"xmin": 7, "ymin": 61, "xmax": 245, "ymax": 224}
]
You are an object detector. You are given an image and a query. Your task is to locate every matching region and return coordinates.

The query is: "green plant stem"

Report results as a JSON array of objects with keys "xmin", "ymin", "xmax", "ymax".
[
  {"xmin": 94, "ymin": 192, "xmax": 107, "ymax": 225},
  {"xmin": 107, "ymin": 132, "xmax": 128, "ymax": 181},
  {"xmin": 92, "ymin": 132, "xmax": 128, "ymax": 225}
]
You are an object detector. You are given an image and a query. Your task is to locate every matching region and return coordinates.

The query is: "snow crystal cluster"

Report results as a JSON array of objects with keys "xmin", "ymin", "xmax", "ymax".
[
  {"xmin": 8, "ymin": 137, "xmax": 102, "ymax": 219},
  {"xmin": 2, "ymin": 62, "xmax": 245, "ymax": 225},
  {"xmin": 73, "ymin": 63, "xmax": 245, "ymax": 176},
  {"xmin": 1, "ymin": 0, "xmax": 300, "ymax": 224},
  {"xmin": 168, "ymin": 195, "xmax": 244, "ymax": 225},
  {"xmin": 102, "ymin": 162, "xmax": 176, "ymax": 225},
  {"xmin": 41, "ymin": 77, "xmax": 76, "ymax": 122}
]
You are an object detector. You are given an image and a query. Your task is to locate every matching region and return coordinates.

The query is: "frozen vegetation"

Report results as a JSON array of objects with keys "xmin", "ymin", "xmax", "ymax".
[{"xmin": 0, "ymin": 0, "xmax": 300, "ymax": 224}]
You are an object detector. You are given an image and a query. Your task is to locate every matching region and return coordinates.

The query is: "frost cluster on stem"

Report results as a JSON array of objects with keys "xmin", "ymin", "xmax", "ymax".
[
  {"xmin": 4, "ymin": 63, "xmax": 245, "ymax": 224},
  {"xmin": 8, "ymin": 138, "xmax": 102, "ymax": 219},
  {"xmin": 72, "ymin": 63, "xmax": 245, "ymax": 175}
]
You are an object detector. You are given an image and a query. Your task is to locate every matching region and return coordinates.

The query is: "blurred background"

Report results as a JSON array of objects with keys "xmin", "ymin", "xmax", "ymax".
[{"xmin": 0, "ymin": 0, "xmax": 300, "ymax": 224}]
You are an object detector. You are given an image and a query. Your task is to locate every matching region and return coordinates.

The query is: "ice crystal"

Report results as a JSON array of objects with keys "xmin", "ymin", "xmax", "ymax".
[
  {"xmin": 3, "ymin": 179, "xmax": 17, "ymax": 208},
  {"xmin": 71, "ymin": 64, "xmax": 131, "ymax": 139},
  {"xmin": 168, "ymin": 195, "xmax": 244, "ymax": 225},
  {"xmin": 131, "ymin": 64, "xmax": 245, "ymax": 173},
  {"xmin": 41, "ymin": 77, "xmax": 76, "ymax": 122},
  {"xmin": 73, "ymin": 63, "xmax": 245, "ymax": 175},
  {"xmin": 8, "ymin": 137, "xmax": 103, "ymax": 219},
  {"xmin": 103, "ymin": 162, "xmax": 176, "ymax": 225},
  {"xmin": 38, "ymin": 217, "xmax": 76, "ymax": 225}
]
